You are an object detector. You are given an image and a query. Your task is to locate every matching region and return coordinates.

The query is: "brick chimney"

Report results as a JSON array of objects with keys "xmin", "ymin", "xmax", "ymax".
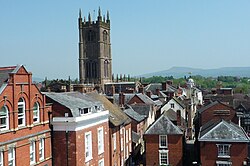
[
  {"xmin": 167, "ymin": 80, "xmax": 173, "ymax": 85},
  {"xmin": 177, "ymin": 110, "xmax": 181, "ymax": 126},
  {"xmin": 162, "ymin": 82, "xmax": 168, "ymax": 91},
  {"xmin": 156, "ymin": 88, "xmax": 160, "ymax": 96},
  {"xmin": 146, "ymin": 91, "xmax": 152, "ymax": 98},
  {"xmin": 119, "ymin": 92, "xmax": 125, "ymax": 107},
  {"xmin": 138, "ymin": 86, "xmax": 144, "ymax": 94},
  {"xmin": 111, "ymin": 85, "xmax": 115, "ymax": 95}
]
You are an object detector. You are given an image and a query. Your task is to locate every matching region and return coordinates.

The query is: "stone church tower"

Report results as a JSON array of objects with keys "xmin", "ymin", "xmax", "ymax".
[{"xmin": 78, "ymin": 8, "xmax": 112, "ymax": 87}]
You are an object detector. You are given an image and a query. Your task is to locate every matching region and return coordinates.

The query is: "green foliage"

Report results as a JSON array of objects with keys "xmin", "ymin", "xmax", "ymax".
[{"xmin": 134, "ymin": 75, "xmax": 250, "ymax": 94}]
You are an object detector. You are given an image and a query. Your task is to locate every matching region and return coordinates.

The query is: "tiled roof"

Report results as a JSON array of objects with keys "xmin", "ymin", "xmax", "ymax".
[
  {"xmin": 144, "ymin": 111, "xmax": 183, "ymax": 135},
  {"xmin": 199, "ymin": 120, "xmax": 250, "ymax": 142},
  {"xmin": 124, "ymin": 107, "xmax": 146, "ymax": 122},
  {"xmin": 87, "ymin": 92, "xmax": 131, "ymax": 127}
]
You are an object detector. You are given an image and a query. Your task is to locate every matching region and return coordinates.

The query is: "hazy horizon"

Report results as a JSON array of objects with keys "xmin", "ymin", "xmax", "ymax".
[{"xmin": 1, "ymin": 0, "xmax": 250, "ymax": 79}]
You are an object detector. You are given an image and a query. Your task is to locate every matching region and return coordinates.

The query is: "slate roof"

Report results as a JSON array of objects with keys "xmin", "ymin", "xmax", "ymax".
[
  {"xmin": 198, "ymin": 101, "xmax": 220, "ymax": 113},
  {"xmin": 44, "ymin": 92, "xmax": 99, "ymax": 117},
  {"xmin": 131, "ymin": 93, "xmax": 155, "ymax": 105},
  {"xmin": 233, "ymin": 100, "xmax": 250, "ymax": 111},
  {"xmin": 154, "ymin": 99, "xmax": 163, "ymax": 106},
  {"xmin": 87, "ymin": 92, "xmax": 131, "ymax": 127},
  {"xmin": 0, "ymin": 66, "xmax": 20, "ymax": 88},
  {"xmin": 144, "ymin": 111, "xmax": 183, "ymax": 135},
  {"xmin": 172, "ymin": 97, "xmax": 185, "ymax": 109},
  {"xmin": 165, "ymin": 109, "xmax": 177, "ymax": 122},
  {"xmin": 113, "ymin": 93, "xmax": 134, "ymax": 105},
  {"xmin": 199, "ymin": 120, "xmax": 250, "ymax": 142},
  {"xmin": 144, "ymin": 83, "xmax": 162, "ymax": 92},
  {"xmin": 130, "ymin": 104, "xmax": 151, "ymax": 117},
  {"xmin": 123, "ymin": 107, "xmax": 146, "ymax": 122},
  {"xmin": 132, "ymin": 131, "xmax": 141, "ymax": 144}
]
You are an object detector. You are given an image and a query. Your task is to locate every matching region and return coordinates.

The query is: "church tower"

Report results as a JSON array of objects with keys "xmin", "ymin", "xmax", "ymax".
[{"xmin": 78, "ymin": 7, "xmax": 112, "ymax": 87}]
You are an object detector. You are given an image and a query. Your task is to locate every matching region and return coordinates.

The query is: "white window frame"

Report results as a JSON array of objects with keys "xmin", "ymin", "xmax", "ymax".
[
  {"xmin": 0, "ymin": 106, "xmax": 9, "ymax": 130},
  {"xmin": 170, "ymin": 103, "xmax": 175, "ymax": 108},
  {"xmin": 159, "ymin": 149, "xmax": 169, "ymax": 166},
  {"xmin": 0, "ymin": 151, "xmax": 3, "ymax": 166},
  {"xmin": 98, "ymin": 127, "xmax": 104, "ymax": 154},
  {"xmin": 159, "ymin": 135, "xmax": 168, "ymax": 148},
  {"xmin": 113, "ymin": 133, "xmax": 116, "ymax": 151},
  {"xmin": 126, "ymin": 130, "xmax": 128, "ymax": 143},
  {"xmin": 217, "ymin": 144, "xmax": 231, "ymax": 158},
  {"xmin": 39, "ymin": 138, "xmax": 45, "ymax": 161},
  {"xmin": 216, "ymin": 160, "xmax": 232, "ymax": 166},
  {"xmin": 8, "ymin": 147, "xmax": 15, "ymax": 166},
  {"xmin": 129, "ymin": 128, "xmax": 131, "ymax": 141},
  {"xmin": 121, "ymin": 137, "xmax": 123, "ymax": 151},
  {"xmin": 85, "ymin": 131, "xmax": 92, "ymax": 162},
  {"xmin": 30, "ymin": 141, "xmax": 36, "ymax": 164},
  {"xmin": 98, "ymin": 158, "xmax": 104, "ymax": 166},
  {"xmin": 33, "ymin": 102, "xmax": 39, "ymax": 123},
  {"xmin": 18, "ymin": 98, "xmax": 25, "ymax": 127}
]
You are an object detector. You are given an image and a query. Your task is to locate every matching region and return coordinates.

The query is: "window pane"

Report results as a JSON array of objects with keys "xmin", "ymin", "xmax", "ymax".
[{"xmin": 160, "ymin": 135, "xmax": 167, "ymax": 147}]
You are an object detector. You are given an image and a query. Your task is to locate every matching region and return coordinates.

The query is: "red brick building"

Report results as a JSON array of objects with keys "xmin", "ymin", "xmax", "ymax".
[
  {"xmin": 45, "ymin": 92, "xmax": 110, "ymax": 166},
  {"xmin": 198, "ymin": 120, "xmax": 249, "ymax": 166},
  {"xmin": 0, "ymin": 65, "xmax": 52, "ymax": 166},
  {"xmin": 194, "ymin": 101, "xmax": 238, "ymax": 140},
  {"xmin": 87, "ymin": 92, "xmax": 132, "ymax": 166},
  {"xmin": 144, "ymin": 111, "xmax": 183, "ymax": 166}
]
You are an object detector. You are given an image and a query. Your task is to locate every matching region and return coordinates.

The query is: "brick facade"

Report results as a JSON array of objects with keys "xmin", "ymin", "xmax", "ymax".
[
  {"xmin": 46, "ymin": 93, "xmax": 110, "ymax": 166},
  {"xmin": 200, "ymin": 142, "xmax": 248, "ymax": 166},
  {"xmin": 144, "ymin": 134, "xmax": 183, "ymax": 166},
  {"xmin": 200, "ymin": 102, "xmax": 237, "ymax": 126},
  {"xmin": 0, "ymin": 65, "xmax": 52, "ymax": 166},
  {"xmin": 53, "ymin": 121, "xmax": 109, "ymax": 166},
  {"xmin": 110, "ymin": 123, "xmax": 132, "ymax": 166}
]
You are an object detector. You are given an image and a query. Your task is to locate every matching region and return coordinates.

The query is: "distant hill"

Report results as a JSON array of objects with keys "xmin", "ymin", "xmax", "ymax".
[{"xmin": 139, "ymin": 67, "xmax": 250, "ymax": 78}]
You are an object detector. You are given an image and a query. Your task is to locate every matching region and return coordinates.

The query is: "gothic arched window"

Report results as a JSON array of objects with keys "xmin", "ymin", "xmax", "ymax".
[
  {"xmin": 103, "ymin": 30, "xmax": 108, "ymax": 42},
  {"xmin": 18, "ymin": 98, "xmax": 26, "ymax": 126},
  {"xmin": 104, "ymin": 60, "xmax": 109, "ymax": 78},
  {"xmin": 0, "ymin": 106, "xmax": 9, "ymax": 130},
  {"xmin": 33, "ymin": 102, "xmax": 39, "ymax": 123},
  {"xmin": 87, "ymin": 30, "xmax": 95, "ymax": 42}
]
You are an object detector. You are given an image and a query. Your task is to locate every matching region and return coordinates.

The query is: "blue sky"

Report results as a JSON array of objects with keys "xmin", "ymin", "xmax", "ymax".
[{"xmin": 1, "ymin": 1, "xmax": 250, "ymax": 79}]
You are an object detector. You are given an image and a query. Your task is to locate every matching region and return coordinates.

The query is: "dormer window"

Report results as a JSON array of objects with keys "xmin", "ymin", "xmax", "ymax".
[{"xmin": 79, "ymin": 107, "xmax": 91, "ymax": 115}]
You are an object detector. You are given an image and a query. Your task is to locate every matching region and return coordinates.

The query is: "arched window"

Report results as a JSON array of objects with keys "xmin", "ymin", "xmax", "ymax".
[
  {"xmin": 0, "ymin": 106, "xmax": 8, "ymax": 130},
  {"xmin": 18, "ymin": 98, "xmax": 25, "ymax": 126},
  {"xmin": 104, "ymin": 60, "xmax": 109, "ymax": 78},
  {"xmin": 103, "ymin": 30, "xmax": 108, "ymax": 42},
  {"xmin": 87, "ymin": 30, "xmax": 95, "ymax": 42},
  {"xmin": 33, "ymin": 102, "xmax": 39, "ymax": 123}
]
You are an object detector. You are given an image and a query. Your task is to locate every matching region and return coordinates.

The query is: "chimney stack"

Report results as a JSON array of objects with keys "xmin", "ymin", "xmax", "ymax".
[
  {"xmin": 119, "ymin": 92, "xmax": 125, "ymax": 107},
  {"xmin": 146, "ymin": 91, "xmax": 152, "ymax": 98}
]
